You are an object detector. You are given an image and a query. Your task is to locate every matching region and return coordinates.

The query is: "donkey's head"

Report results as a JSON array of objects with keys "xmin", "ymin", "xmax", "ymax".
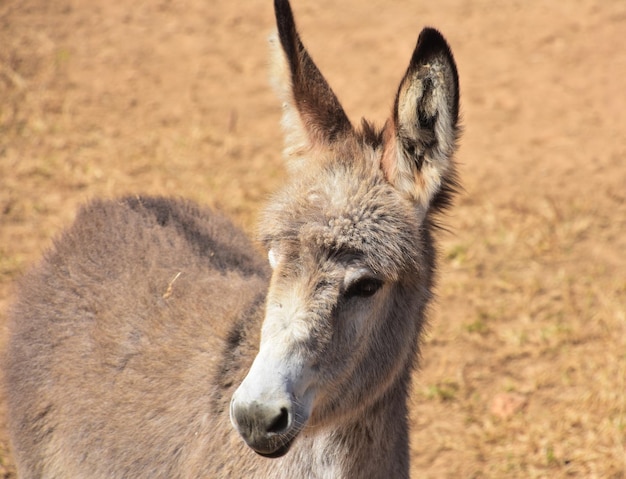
[{"xmin": 230, "ymin": 0, "xmax": 460, "ymax": 458}]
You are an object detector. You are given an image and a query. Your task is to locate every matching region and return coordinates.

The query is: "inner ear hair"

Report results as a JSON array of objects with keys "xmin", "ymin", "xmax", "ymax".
[{"xmin": 381, "ymin": 27, "xmax": 460, "ymax": 209}]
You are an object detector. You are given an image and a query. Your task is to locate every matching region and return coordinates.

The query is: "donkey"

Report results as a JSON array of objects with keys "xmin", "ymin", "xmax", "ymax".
[{"xmin": 5, "ymin": 0, "xmax": 460, "ymax": 477}]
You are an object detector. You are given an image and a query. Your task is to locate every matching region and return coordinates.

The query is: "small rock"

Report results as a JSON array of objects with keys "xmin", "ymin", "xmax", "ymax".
[{"xmin": 490, "ymin": 392, "xmax": 527, "ymax": 419}]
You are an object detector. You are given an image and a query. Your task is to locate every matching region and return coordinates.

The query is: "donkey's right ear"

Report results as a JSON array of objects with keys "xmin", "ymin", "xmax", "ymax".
[
  {"xmin": 270, "ymin": 0, "xmax": 352, "ymax": 171},
  {"xmin": 381, "ymin": 28, "xmax": 460, "ymax": 209}
]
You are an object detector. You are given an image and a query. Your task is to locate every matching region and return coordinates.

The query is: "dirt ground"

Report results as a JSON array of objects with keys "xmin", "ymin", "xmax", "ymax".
[{"xmin": 1, "ymin": 0, "xmax": 624, "ymax": 477}]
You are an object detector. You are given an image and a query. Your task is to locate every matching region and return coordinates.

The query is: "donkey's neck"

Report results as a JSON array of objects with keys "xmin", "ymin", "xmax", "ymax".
[{"xmin": 268, "ymin": 375, "xmax": 411, "ymax": 479}]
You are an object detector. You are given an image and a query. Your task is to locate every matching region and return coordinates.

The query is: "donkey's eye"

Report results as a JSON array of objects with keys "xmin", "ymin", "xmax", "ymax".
[{"xmin": 344, "ymin": 278, "xmax": 383, "ymax": 299}]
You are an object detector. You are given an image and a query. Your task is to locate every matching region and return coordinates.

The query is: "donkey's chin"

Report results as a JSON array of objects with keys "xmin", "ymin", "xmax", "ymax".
[
  {"xmin": 252, "ymin": 436, "xmax": 297, "ymax": 458},
  {"xmin": 242, "ymin": 427, "xmax": 301, "ymax": 459}
]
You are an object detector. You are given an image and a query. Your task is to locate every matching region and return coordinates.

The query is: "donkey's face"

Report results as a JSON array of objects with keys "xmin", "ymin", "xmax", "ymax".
[{"xmin": 230, "ymin": 0, "xmax": 459, "ymax": 458}]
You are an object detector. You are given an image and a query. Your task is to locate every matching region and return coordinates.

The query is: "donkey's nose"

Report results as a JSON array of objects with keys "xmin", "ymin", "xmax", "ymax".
[
  {"xmin": 232, "ymin": 400, "xmax": 292, "ymax": 435},
  {"xmin": 265, "ymin": 406, "xmax": 291, "ymax": 434},
  {"xmin": 230, "ymin": 398, "xmax": 295, "ymax": 456}
]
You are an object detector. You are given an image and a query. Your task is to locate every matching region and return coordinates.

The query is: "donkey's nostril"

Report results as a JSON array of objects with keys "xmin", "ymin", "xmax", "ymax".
[{"xmin": 266, "ymin": 407, "xmax": 290, "ymax": 434}]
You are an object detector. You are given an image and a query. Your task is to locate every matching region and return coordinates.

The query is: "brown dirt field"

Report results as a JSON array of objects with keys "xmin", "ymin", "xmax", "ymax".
[{"xmin": 1, "ymin": 0, "xmax": 624, "ymax": 477}]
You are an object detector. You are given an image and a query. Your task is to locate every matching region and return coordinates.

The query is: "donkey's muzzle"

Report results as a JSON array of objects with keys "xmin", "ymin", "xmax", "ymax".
[{"xmin": 230, "ymin": 398, "xmax": 297, "ymax": 457}]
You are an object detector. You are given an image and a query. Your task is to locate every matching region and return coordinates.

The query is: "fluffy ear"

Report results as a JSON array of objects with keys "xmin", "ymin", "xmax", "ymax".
[
  {"xmin": 381, "ymin": 28, "xmax": 460, "ymax": 209},
  {"xmin": 270, "ymin": 0, "xmax": 352, "ymax": 169}
]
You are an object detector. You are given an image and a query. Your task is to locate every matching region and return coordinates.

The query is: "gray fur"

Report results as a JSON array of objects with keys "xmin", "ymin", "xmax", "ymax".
[{"xmin": 5, "ymin": 1, "xmax": 461, "ymax": 477}]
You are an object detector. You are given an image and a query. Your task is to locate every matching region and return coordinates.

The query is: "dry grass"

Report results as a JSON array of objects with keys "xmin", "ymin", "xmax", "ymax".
[
  {"xmin": 1, "ymin": 0, "xmax": 625, "ymax": 477},
  {"xmin": 410, "ymin": 192, "xmax": 625, "ymax": 478}
]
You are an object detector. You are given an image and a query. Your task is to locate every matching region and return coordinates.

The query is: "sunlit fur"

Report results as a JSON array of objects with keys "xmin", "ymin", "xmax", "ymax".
[{"xmin": 5, "ymin": 0, "xmax": 460, "ymax": 477}]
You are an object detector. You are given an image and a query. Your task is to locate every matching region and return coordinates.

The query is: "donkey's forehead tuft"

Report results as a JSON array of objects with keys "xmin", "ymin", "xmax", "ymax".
[{"xmin": 260, "ymin": 163, "xmax": 422, "ymax": 277}]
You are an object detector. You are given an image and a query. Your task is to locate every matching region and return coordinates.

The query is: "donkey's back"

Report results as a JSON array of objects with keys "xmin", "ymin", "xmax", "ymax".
[{"xmin": 6, "ymin": 196, "xmax": 268, "ymax": 477}]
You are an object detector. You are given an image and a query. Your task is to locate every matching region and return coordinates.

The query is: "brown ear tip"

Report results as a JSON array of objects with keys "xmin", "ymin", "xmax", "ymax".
[
  {"xmin": 274, "ymin": 0, "xmax": 299, "ymax": 73},
  {"xmin": 411, "ymin": 28, "xmax": 457, "ymax": 81},
  {"xmin": 417, "ymin": 27, "xmax": 447, "ymax": 45},
  {"xmin": 274, "ymin": 0, "xmax": 295, "ymax": 35},
  {"xmin": 274, "ymin": 0, "xmax": 291, "ymax": 13},
  {"xmin": 416, "ymin": 28, "xmax": 453, "ymax": 58}
]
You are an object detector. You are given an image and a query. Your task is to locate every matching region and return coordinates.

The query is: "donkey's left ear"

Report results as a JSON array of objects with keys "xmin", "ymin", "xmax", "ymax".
[{"xmin": 381, "ymin": 28, "xmax": 460, "ymax": 209}]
